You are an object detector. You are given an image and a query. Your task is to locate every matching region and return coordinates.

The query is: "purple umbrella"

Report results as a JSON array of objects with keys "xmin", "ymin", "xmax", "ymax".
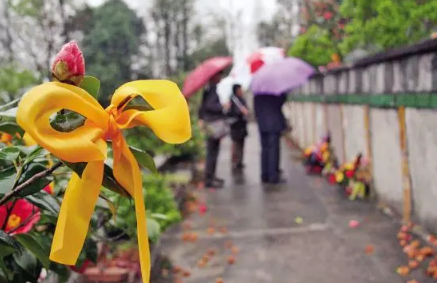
[{"xmin": 250, "ymin": 57, "xmax": 316, "ymax": 95}]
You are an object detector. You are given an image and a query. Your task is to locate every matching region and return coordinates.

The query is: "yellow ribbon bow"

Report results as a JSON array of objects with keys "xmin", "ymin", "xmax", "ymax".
[{"xmin": 16, "ymin": 80, "xmax": 191, "ymax": 282}]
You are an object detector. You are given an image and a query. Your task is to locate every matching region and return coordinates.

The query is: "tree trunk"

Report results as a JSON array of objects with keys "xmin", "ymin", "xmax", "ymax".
[
  {"xmin": 4, "ymin": 1, "xmax": 14, "ymax": 63},
  {"xmin": 163, "ymin": 12, "xmax": 172, "ymax": 76},
  {"xmin": 181, "ymin": 0, "xmax": 189, "ymax": 71}
]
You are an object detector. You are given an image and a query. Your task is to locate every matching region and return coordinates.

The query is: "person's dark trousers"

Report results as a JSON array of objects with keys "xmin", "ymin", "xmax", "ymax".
[
  {"xmin": 260, "ymin": 132, "xmax": 280, "ymax": 183},
  {"xmin": 205, "ymin": 137, "xmax": 221, "ymax": 184},
  {"xmin": 231, "ymin": 138, "xmax": 245, "ymax": 168}
]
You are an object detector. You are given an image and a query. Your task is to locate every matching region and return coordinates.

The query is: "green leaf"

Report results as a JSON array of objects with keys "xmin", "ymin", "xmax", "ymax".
[
  {"xmin": 123, "ymin": 104, "xmax": 154, "ymax": 112},
  {"xmin": 24, "ymin": 146, "xmax": 48, "ymax": 164},
  {"xmin": 0, "ymin": 231, "xmax": 20, "ymax": 251},
  {"xmin": 0, "ymin": 167, "xmax": 17, "ymax": 195},
  {"xmin": 50, "ymin": 111, "xmax": 86, "ymax": 133},
  {"xmin": 12, "ymin": 248, "xmax": 41, "ymax": 282},
  {"xmin": 130, "ymin": 146, "xmax": 157, "ymax": 174},
  {"xmin": 0, "ymin": 243, "xmax": 16, "ymax": 280},
  {"xmin": 147, "ymin": 218, "xmax": 161, "ymax": 241},
  {"xmin": 0, "ymin": 122, "xmax": 24, "ymax": 136},
  {"xmin": 14, "ymin": 234, "xmax": 50, "ymax": 269},
  {"xmin": 103, "ymin": 164, "xmax": 130, "ymax": 197},
  {"xmin": 0, "ymin": 107, "xmax": 17, "ymax": 118},
  {"xmin": 48, "ymin": 263, "xmax": 70, "ymax": 283},
  {"xmin": 84, "ymin": 238, "xmax": 98, "ymax": 263},
  {"xmin": 97, "ymin": 194, "xmax": 117, "ymax": 220},
  {"xmin": 17, "ymin": 163, "xmax": 53, "ymax": 197},
  {"xmin": 63, "ymin": 161, "xmax": 130, "ymax": 197},
  {"xmin": 80, "ymin": 76, "xmax": 101, "ymax": 99},
  {"xmin": 26, "ymin": 193, "xmax": 60, "ymax": 215},
  {"xmin": 0, "ymin": 147, "xmax": 21, "ymax": 161},
  {"xmin": 0, "ymin": 243, "xmax": 16, "ymax": 259},
  {"xmin": 150, "ymin": 213, "xmax": 169, "ymax": 220}
]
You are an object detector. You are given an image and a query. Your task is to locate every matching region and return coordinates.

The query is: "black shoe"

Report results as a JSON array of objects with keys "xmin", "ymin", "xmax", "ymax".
[
  {"xmin": 237, "ymin": 163, "xmax": 245, "ymax": 169},
  {"xmin": 205, "ymin": 180, "xmax": 223, "ymax": 189},
  {"xmin": 214, "ymin": 177, "xmax": 224, "ymax": 183},
  {"xmin": 269, "ymin": 178, "xmax": 287, "ymax": 184}
]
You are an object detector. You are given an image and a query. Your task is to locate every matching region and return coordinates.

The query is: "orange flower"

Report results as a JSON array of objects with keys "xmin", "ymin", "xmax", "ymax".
[{"xmin": 0, "ymin": 133, "xmax": 12, "ymax": 145}]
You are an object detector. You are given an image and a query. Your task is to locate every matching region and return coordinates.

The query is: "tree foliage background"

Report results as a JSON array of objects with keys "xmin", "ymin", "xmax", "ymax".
[
  {"xmin": 280, "ymin": 0, "xmax": 437, "ymax": 68},
  {"xmin": 0, "ymin": 0, "xmax": 230, "ymax": 103}
]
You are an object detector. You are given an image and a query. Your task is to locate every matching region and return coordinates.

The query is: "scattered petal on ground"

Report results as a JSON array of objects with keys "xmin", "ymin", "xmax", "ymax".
[
  {"xmin": 396, "ymin": 266, "xmax": 410, "ymax": 276},
  {"xmin": 365, "ymin": 245, "xmax": 374, "ymax": 255},
  {"xmin": 349, "ymin": 220, "xmax": 360, "ymax": 228},
  {"xmin": 227, "ymin": 255, "xmax": 235, "ymax": 265}
]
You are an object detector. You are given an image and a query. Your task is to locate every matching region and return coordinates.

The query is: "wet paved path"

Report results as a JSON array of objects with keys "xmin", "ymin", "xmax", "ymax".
[{"xmin": 161, "ymin": 123, "xmax": 432, "ymax": 283}]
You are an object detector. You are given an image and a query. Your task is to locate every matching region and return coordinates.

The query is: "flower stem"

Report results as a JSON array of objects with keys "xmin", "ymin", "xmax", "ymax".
[{"xmin": 0, "ymin": 162, "xmax": 63, "ymax": 207}]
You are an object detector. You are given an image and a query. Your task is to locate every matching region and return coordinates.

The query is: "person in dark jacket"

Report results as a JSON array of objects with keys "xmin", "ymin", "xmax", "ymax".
[
  {"xmin": 198, "ymin": 72, "xmax": 225, "ymax": 188},
  {"xmin": 253, "ymin": 94, "xmax": 287, "ymax": 184},
  {"xmin": 226, "ymin": 84, "xmax": 249, "ymax": 170}
]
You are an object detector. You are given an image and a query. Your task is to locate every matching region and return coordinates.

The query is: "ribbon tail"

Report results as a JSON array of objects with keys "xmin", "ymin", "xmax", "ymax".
[
  {"xmin": 50, "ymin": 160, "xmax": 104, "ymax": 265},
  {"xmin": 128, "ymin": 149, "xmax": 150, "ymax": 282},
  {"xmin": 133, "ymin": 165, "xmax": 151, "ymax": 283},
  {"xmin": 113, "ymin": 138, "xmax": 150, "ymax": 282}
]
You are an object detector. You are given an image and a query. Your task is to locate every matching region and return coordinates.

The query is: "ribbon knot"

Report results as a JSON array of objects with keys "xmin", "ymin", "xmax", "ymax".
[
  {"xmin": 16, "ymin": 80, "xmax": 191, "ymax": 283},
  {"xmin": 104, "ymin": 105, "xmax": 122, "ymax": 141}
]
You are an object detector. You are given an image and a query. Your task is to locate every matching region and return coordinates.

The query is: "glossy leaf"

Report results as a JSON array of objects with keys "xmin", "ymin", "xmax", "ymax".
[
  {"xmin": 12, "ymin": 249, "xmax": 41, "ymax": 283},
  {"xmin": 50, "ymin": 111, "xmax": 86, "ymax": 133},
  {"xmin": 0, "ymin": 231, "xmax": 20, "ymax": 251},
  {"xmin": 63, "ymin": 161, "xmax": 130, "ymax": 197},
  {"xmin": 97, "ymin": 194, "xmax": 117, "ymax": 220},
  {"xmin": 150, "ymin": 213, "xmax": 169, "ymax": 220},
  {"xmin": 48, "ymin": 263, "xmax": 70, "ymax": 283},
  {"xmin": 0, "ymin": 122, "xmax": 24, "ymax": 136},
  {"xmin": 123, "ymin": 104, "xmax": 154, "ymax": 112},
  {"xmin": 0, "ymin": 107, "xmax": 17, "ymax": 118},
  {"xmin": 15, "ymin": 234, "xmax": 50, "ymax": 269},
  {"xmin": 0, "ymin": 167, "xmax": 17, "ymax": 195},
  {"xmin": 79, "ymin": 76, "xmax": 100, "ymax": 99},
  {"xmin": 147, "ymin": 218, "xmax": 161, "ymax": 241},
  {"xmin": 17, "ymin": 163, "xmax": 53, "ymax": 197},
  {"xmin": 26, "ymin": 193, "xmax": 60, "ymax": 215},
  {"xmin": 0, "ymin": 147, "xmax": 21, "ymax": 162},
  {"xmin": 23, "ymin": 146, "xmax": 48, "ymax": 165},
  {"xmin": 130, "ymin": 146, "xmax": 157, "ymax": 174},
  {"xmin": 0, "ymin": 243, "xmax": 16, "ymax": 280},
  {"xmin": 84, "ymin": 238, "xmax": 98, "ymax": 263}
]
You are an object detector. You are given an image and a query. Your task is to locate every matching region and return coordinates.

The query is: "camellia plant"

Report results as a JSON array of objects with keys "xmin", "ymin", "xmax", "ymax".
[{"xmin": 0, "ymin": 41, "xmax": 191, "ymax": 283}]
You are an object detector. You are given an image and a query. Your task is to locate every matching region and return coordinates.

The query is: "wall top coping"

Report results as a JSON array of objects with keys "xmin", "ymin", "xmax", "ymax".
[{"xmin": 310, "ymin": 38, "xmax": 437, "ymax": 79}]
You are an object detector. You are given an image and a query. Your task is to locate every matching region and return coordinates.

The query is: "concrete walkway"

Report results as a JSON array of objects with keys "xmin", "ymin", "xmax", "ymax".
[{"xmin": 161, "ymin": 123, "xmax": 432, "ymax": 283}]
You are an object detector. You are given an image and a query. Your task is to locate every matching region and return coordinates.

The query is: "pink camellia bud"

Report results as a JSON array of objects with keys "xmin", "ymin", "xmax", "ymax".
[{"xmin": 52, "ymin": 41, "xmax": 85, "ymax": 86}]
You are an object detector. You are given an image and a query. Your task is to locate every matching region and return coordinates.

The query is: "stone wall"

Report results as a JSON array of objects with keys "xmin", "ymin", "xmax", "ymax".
[{"xmin": 285, "ymin": 38, "xmax": 437, "ymax": 233}]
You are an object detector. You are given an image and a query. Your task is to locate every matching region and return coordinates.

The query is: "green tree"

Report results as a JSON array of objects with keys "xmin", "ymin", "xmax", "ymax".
[
  {"xmin": 80, "ymin": 0, "xmax": 145, "ymax": 102},
  {"xmin": 0, "ymin": 63, "xmax": 38, "ymax": 103},
  {"xmin": 340, "ymin": 0, "xmax": 437, "ymax": 54},
  {"xmin": 187, "ymin": 36, "xmax": 230, "ymax": 69},
  {"xmin": 288, "ymin": 25, "xmax": 336, "ymax": 67}
]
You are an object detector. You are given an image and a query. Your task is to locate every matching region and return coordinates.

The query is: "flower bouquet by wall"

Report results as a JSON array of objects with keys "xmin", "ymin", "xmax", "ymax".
[
  {"xmin": 302, "ymin": 133, "xmax": 335, "ymax": 175},
  {"xmin": 331, "ymin": 153, "xmax": 371, "ymax": 200}
]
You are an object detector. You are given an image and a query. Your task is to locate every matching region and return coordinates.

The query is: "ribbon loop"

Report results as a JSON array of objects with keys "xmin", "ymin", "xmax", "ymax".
[
  {"xmin": 17, "ymin": 80, "xmax": 191, "ymax": 283},
  {"xmin": 17, "ymin": 82, "xmax": 108, "ymax": 163}
]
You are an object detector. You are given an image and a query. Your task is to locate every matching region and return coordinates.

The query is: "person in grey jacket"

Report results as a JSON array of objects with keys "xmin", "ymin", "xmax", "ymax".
[{"xmin": 198, "ymin": 71, "xmax": 225, "ymax": 188}]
